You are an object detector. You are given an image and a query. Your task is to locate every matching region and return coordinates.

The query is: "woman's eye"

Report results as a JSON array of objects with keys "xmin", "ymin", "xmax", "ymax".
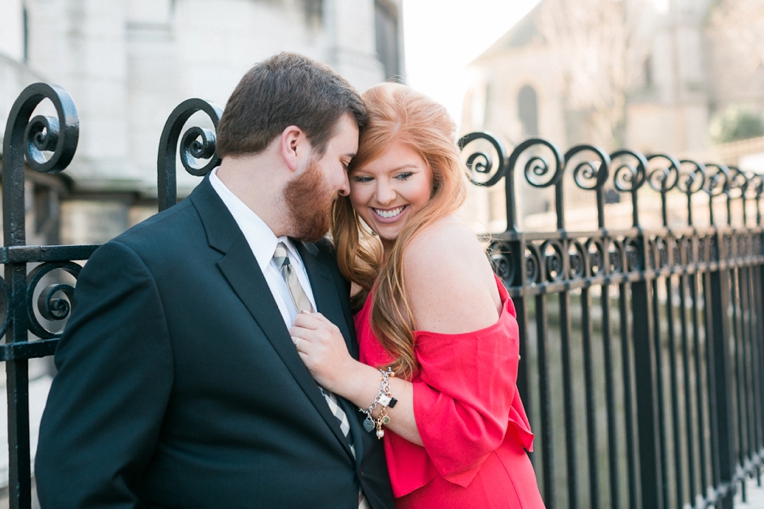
[
  {"xmin": 395, "ymin": 172, "xmax": 413, "ymax": 180},
  {"xmin": 352, "ymin": 175, "xmax": 373, "ymax": 183}
]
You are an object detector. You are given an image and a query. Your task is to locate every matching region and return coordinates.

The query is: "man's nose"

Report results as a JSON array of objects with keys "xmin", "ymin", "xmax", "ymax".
[{"xmin": 336, "ymin": 171, "xmax": 350, "ymax": 197}]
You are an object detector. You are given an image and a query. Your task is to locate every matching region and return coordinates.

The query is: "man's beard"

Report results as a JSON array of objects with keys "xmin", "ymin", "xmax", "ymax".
[{"xmin": 283, "ymin": 157, "xmax": 336, "ymax": 243}]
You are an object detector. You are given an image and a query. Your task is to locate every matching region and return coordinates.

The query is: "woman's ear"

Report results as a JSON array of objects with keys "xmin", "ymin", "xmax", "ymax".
[{"xmin": 280, "ymin": 125, "xmax": 305, "ymax": 172}]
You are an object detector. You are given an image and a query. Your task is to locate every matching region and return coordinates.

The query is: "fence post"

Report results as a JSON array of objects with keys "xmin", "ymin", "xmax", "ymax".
[
  {"xmin": 707, "ymin": 232, "xmax": 736, "ymax": 509},
  {"xmin": 1, "ymin": 83, "xmax": 79, "ymax": 509},
  {"xmin": 631, "ymin": 233, "xmax": 664, "ymax": 509}
]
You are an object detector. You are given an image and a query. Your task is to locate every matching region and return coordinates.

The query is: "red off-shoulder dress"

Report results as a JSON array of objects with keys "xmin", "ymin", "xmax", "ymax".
[{"xmin": 355, "ymin": 276, "xmax": 545, "ymax": 508}]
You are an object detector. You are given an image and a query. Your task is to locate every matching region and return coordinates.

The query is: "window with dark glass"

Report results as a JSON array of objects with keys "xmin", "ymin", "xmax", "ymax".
[
  {"xmin": 374, "ymin": 0, "xmax": 401, "ymax": 82},
  {"xmin": 23, "ymin": 4, "xmax": 29, "ymax": 63},
  {"xmin": 518, "ymin": 85, "xmax": 539, "ymax": 137}
]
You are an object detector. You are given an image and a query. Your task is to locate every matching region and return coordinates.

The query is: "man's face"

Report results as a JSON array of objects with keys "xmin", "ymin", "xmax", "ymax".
[{"xmin": 283, "ymin": 113, "xmax": 358, "ymax": 242}]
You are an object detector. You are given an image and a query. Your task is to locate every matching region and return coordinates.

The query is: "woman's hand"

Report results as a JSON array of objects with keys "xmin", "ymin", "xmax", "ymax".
[
  {"xmin": 289, "ymin": 311, "xmax": 358, "ymax": 392},
  {"xmin": 290, "ymin": 311, "xmax": 423, "ymax": 445}
]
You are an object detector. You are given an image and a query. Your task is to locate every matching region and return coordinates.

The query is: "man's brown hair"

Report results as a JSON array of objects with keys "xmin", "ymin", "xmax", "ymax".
[{"xmin": 216, "ymin": 52, "xmax": 367, "ymax": 158}]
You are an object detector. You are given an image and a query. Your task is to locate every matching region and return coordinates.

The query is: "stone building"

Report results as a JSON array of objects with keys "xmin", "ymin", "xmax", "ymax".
[
  {"xmin": 0, "ymin": 0, "xmax": 404, "ymax": 244},
  {"xmin": 460, "ymin": 0, "xmax": 764, "ymax": 232}
]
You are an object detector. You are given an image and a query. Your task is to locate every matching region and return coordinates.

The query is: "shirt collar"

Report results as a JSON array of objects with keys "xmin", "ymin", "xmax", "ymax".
[{"xmin": 208, "ymin": 167, "xmax": 302, "ymax": 272}]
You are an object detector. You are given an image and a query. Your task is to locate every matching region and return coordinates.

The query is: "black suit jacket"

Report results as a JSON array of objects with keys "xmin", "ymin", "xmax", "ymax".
[{"xmin": 35, "ymin": 177, "xmax": 394, "ymax": 509}]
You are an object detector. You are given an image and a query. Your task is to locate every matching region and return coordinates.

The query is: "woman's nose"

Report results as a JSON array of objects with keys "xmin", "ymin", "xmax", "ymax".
[{"xmin": 374, "ymin": 181, "xmax": 395, "ymax": 205}]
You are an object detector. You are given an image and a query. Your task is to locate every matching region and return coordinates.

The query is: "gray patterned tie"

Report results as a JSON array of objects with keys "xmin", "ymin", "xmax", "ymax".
[
  {"xmin": 273, "ymin": 243, "xmax": 368, "ymax": 507},
  {"xmin": 273, "ymin": 243, "xmax": 352, "ymax": 439},
  {"xmin": 273, "ymin": 243, "xmax": 314, "ymax": 315}
]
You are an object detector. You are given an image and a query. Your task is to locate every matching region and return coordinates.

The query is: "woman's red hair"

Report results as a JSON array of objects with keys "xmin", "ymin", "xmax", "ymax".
[{"xmin": 331, "ymin": 83, "xmax": 467, "ymax": 378}]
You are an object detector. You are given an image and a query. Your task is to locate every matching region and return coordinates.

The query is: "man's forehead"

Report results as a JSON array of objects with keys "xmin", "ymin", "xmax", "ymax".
[{"xmin": 328, "ymin": 114, "xmax": 360, "ymax": 151}]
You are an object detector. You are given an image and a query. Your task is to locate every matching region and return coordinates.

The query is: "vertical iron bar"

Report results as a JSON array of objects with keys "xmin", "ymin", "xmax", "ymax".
[
  {"xmin": 560, "ymin": 289, "xmax": 579, "ymax": 509},
  {"xmin": 666, "ymin": 274, "xmax": 685, "ymax": 508},
  {"xmin": 581, "ymin": 287, "xmax": 600, "ymax": 509},
  {"xmin": 747, "ymin": 262, "xmax": 762, "ymax": 472},
  {"xmin": 632, "ymin": 273, "xmax": 664, "ymax": 509},
  {"xmin": 708, "ymin": 260, "xmax": 737, "ymax": 509},
  {"xmin": 620, "ymin": 281, "xmax": 639, "ymax": 509},
  {"xmin": 651, "ymin": 278, "xmax": 670, "ymax": 509},
  {"xmin": 3, "ymin": 96, "xmax": 33, "ymax": 509},
  {"xmin": 758, "ymin": 261, "xmax": 764, "ymax": 471},
  {"xmin": 753, "ymin": 263, "xmax": 764, "ymax": 460},
  {"xmin": 601, "ymin": 283, "xmax": 621, "ymax": 509},
  {"xmin": 740, "ymin": 263, "xmax": 755, "ymax": 477},
  {"xmin": 703, "ymin": 270, "xmax": 722, "ymax": 500},
  {"xmin": 679, "ymin": 271, "xmax": 698, "ymax": 502},
  {"xmin": 730, "ymin": 264, "xmax": 746, "ymax": 494},
  {"xmin": 691, "ymin": 268, "xmax": 710, "ymax": 501},
  {"xmin": 536, "ymin": 294, "xmax": 555, "ymax": 508}
]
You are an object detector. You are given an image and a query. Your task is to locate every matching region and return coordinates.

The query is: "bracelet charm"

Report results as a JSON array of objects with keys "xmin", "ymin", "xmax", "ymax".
[
  {"xmin": 363, "ymin": 414, "xmax": 375, "ymax": 433},
  {"xmin": 359, "ymin": 367, "xmax": 396, "ymax": 439}
]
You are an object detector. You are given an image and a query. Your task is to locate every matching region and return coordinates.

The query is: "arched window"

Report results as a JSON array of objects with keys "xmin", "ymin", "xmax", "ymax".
[
  {"xmin": 518, "ymin": 85, "xmax": 539, "ymax": 137},
  {"xmin": 643, "ymin": 54, "xmax": 653, "ymax": 87},
  {"xmin": 302, "ymin": 0, "xmax": 322, "ymax": 25}
]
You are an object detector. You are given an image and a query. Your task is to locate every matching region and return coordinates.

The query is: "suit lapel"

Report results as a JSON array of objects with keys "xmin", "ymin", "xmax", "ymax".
[{"xmin": 191, "ymin": 179, "xmax": 354, "ymax": 459}]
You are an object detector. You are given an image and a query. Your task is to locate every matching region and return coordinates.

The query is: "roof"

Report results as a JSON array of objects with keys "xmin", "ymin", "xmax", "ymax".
[{"xmin": 470, "ymin": 1, "xmax": 547, "ymax": 64}]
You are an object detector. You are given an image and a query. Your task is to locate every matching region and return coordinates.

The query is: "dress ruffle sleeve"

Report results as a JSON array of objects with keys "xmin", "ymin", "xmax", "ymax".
[
  {"xmin": 410, "ymin": 280, "xmax": 533, "ymax": 489},
  {"xmin": 356, "ymin": 277, "xmax": 534, "ymax": 498}
]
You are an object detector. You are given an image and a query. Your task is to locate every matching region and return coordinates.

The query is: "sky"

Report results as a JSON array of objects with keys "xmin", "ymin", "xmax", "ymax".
[{"xmin": 401, "ymin": 0, "xmax": 542, "ymax": 126}]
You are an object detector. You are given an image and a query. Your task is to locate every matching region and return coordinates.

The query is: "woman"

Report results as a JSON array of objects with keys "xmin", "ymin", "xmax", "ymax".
[{"xmin": 290, "ymin": 82, "xmax": 545, "ymax": 508}]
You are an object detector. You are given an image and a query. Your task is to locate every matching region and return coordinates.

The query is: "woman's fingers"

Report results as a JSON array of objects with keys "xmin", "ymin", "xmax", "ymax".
[
  {"xmin": 292, "ymin": 311, "xmax": 331, "ymax": 330},
  {"xmin": 289, "ymin": 314, "xmax": 358, "ymax": 392},
  {"xmin": 290, "ymin": 313, "xmax": 342, "ymax": 345}
]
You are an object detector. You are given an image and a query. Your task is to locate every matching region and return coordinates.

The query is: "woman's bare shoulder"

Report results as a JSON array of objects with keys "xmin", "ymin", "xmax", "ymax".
[
  {"xmin": 403, "ymin": 216, "xmax": 500, "ymax": 334},
  {"xmin": 404, "ymin": 216, "xmax": 479, "ymax": 268}
]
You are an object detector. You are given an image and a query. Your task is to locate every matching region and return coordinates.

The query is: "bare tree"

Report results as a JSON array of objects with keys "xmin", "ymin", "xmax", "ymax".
[
  {"xmin": 708, "ymin": 0, "xmax": 764, "ymax": 73},
  {"xmin": 537, "ymin": 0, "xmax": 646, "ymax": 148}
]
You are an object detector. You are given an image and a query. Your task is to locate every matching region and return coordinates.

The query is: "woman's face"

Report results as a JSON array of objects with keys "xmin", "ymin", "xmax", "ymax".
[{"xmin": 349, "ymin": 140, "xmax": 433, "ymax": 252}]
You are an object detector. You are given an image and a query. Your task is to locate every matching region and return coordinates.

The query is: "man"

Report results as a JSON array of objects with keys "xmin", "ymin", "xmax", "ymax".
[{"xmin": 35, "ymin": 52, "xmax": 394, "ymax": 509}]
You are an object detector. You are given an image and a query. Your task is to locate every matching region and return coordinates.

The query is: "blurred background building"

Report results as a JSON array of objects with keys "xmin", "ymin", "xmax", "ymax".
[
  {"xmin": 460, "ymin": 0, "xmax": 764, "ymax": 232},
  {"xmin": 0, "ymin": 0, "xmax": 404, "ymax": 246}
]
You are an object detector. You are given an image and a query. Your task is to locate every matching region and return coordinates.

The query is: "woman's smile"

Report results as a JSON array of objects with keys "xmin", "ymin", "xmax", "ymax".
[
  {"xmin": 372, "ymin": 205, "xmax": 408, "ymax": 221},
  {"xmin": 349, "ymin": 141, "xmax": 433, "ymax": 252}
]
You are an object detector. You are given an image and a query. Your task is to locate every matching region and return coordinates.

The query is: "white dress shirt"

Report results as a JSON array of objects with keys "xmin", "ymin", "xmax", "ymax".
[{"xmin": 209, "ymin": 167, "xmax": 316, "ymax": 328}]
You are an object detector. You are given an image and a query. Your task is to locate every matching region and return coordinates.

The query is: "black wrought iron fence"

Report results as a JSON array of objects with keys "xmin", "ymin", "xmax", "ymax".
[
  {"xmin": 0, "ymin": 82, "xmax": 762, "ymax": 509},
  {"xmin": 457, "ymin": 133, "xmax": 764, "ymax": 509}
]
